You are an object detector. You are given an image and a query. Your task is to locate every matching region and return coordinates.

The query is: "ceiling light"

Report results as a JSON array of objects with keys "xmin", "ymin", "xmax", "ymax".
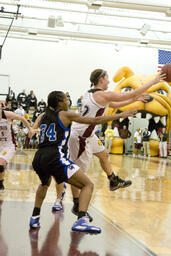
[
  {"xmin": 28, "ymin": 29, "xmax": 37, "ymax": 35},
  {"xmin": 140, "ymin": 24, "xmax": 151, "ymax": 36},
  {"xmin": 139, "ymin": 39, "xmax": 149, "ymax": 45},
  {"xmin": 48, "ymin": 16, "xmax": 56, "ymax": 28},
  {"xmin": 165, "ymin": 8, "xmax": 171, "ymax": 17},
  {"xmin": 56, "ymin": 16, "xmax": 64, "ymax": 27},
  {"xmin": 87, "ymin": 1, "xmax": 102, "ymax": 9}
]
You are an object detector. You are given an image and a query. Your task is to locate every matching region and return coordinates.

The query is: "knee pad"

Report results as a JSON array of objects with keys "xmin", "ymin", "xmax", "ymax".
[{"xmin": 0, "ymin": 165, "xmax": 4, "ymax": 173}]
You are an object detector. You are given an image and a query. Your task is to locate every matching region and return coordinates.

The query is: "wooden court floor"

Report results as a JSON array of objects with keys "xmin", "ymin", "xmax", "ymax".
[{"xmin": 0, "ymin": 149, "xmax": 171, "ymax": 256}]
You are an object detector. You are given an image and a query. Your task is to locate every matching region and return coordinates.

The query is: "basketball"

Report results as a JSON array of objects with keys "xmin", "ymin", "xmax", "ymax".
[{"xmin": 161, "ymin": 63, "xmax": 171, "ymax": 82}]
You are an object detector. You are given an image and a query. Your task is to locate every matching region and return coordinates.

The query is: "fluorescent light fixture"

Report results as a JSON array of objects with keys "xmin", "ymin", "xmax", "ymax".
[
  {"xmin": 140, "ymin": 24, "xmax": 151, "ymax": 36},
  {"xmin": 87, "ymin": 1, "xmax": 102, "ymax": 9},
  {"xmin": 56, "ymin": 16, "xmax": 64, "ymax": 27},
  {"xmin": 165, "ymin": 8, "xmax": 171, "ymax": 16},
  {"xmin": 48, "ymin": 16, "xmax": 56, "ymax": 28},
  {"xmin": 28, "ymin": 29, "xmax": 37, "ymax": 35}
]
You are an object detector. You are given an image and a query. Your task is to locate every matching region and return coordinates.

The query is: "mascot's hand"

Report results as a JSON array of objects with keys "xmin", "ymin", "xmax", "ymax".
[{"xmin": 120, "ymin": 109, "xmax": 137, "ymax": 118}]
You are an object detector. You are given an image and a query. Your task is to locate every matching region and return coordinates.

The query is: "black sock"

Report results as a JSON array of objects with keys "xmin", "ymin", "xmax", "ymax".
[
  {"xmin": 78, "ymin": 211, "xmax": 86, "ymax": 219},
  {"xmin": 32, "ymin": 207, "xmax": 40, "ymax": 217},
  {"xmin": 0, "ymin": 180, "xmax": 4, "ymax": 188},
  {"xmin": 73, "ymin": 198, "xmax": 79, "ymax": 204},
  {"xmin": 108, "ymin": 172, "xmax": 115, "ymax": 180}
]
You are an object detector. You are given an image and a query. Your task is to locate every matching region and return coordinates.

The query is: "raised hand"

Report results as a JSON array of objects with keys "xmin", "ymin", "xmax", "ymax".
[
  {"xmin": 153, "ymin": 72, "xmax": 167, "ymax": 84},
  {"xmin": 120, "ymin": 109, "xmax": 137, "ymax": 118}
]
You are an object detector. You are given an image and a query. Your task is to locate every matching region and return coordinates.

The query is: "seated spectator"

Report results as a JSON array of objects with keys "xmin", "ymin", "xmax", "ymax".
[
  {"xmin": 20, "ymin": 97, "xmax": 29, "ymax": 113},
  {"xmin": 66, "ymin": 92, "xmax": 72, "ymax": 110},
  {"xmin": 17, "ymin": 127, "xmax": 27, "ymax": 150},
  {"xmin": 38, "ymin": 98, "xmax": 46, "ymax": 112},
  {"xmin": 15, "ymin": 105, "xmax": 25, "ymax": 118},
  {"xmin": 11, "ymin": 99, "xmax": 18, "ymax": 112},
  {"xmin": 104, "ymin": 125, "xmax": 114, "ymax": 153},
  {"xmin": 28, "ymin": 93, "xmax": 37, "ymax": 111},
  {"xmin": 27, "ymin": 90, "xmax": 34, "ymax": 102},
  {"xmin": 17, "ymin": 89, "xmax": 27, "ymax": 104},
  {"xmin": 6, "ymin": 90, "xmax": 15, "ymax": 102},
  {"xmin": 32, "ymin": 106, "xmax": 42, "ymax": 123},
  {"xmin": 77, "ymin": 96, "xmax": 83, "ymax": 113},
  {"xmin": 119, "ymin": 125, "xmax": 131, "ymax": 155}
]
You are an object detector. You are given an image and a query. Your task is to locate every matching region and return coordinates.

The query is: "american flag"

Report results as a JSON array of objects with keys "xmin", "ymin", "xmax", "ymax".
[{"xmin": 158, "ymin": 49, "xmax": 171, "ymax": 72}]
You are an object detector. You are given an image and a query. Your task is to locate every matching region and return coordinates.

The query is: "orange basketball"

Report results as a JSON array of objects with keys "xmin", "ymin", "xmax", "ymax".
[{"xmin": 161, "ymin": 63, "xmax": 171, "ymax": 82}]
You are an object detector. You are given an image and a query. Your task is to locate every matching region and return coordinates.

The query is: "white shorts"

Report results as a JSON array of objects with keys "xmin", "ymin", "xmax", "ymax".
[
  {"xmin": 0, "ymin": 144, "xmax": 16, "ymax": 163},
  {"xmin": 69, "ymin": 130, "xmax": 105, "ymax": 172}
]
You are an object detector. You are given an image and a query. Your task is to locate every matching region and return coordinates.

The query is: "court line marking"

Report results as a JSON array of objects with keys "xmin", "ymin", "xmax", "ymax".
[{"xmin": 91, "ymin": 204, "xmax": 158, "ymax": 256}]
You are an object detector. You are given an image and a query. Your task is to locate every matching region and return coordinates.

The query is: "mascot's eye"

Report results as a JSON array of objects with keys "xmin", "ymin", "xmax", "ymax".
[
  {"xmin": 157, "ymin": 89, "xmax": 168, "ymax": 97},
  {"xmin": 121, "ymin": 87, "xmax": 134, "ymax": 93}
]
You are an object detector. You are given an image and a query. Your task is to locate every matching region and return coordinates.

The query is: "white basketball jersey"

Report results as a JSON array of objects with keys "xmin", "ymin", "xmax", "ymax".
[
  {"xmin": 72, "ymin": 89, "xmax": 106, "ymax": 138},
  {"xmin": 0, "ymin": 111, "xmax": 16, "ymax": 146}
]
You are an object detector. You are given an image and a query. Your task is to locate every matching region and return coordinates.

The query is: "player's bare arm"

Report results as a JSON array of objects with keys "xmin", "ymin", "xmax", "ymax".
[
  {"xmin": 98, "ymin": 72, "xmax": 166, "ymax": 104},
  {"xmin": 61, "ymin": 110, "xmax": 137, "ymax": 126},
  {"xmin": 109, "ymin": 94, "xmax": 150, "ymax": 108}
]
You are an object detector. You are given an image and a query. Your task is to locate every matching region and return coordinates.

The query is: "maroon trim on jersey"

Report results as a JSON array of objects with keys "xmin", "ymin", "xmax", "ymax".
[
  {"xmin": 11, "ymin": 124, "xmax": 17, "ymax": 149},
  {"xmin": 77, "ymin": 108, "xmax": 105, "ymax": 159}
]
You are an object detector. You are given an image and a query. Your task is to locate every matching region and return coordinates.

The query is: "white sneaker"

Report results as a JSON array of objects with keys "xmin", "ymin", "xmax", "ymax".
[{"xmin": 52, "ymin": 199, "xmax": 63, "ymax": 211}]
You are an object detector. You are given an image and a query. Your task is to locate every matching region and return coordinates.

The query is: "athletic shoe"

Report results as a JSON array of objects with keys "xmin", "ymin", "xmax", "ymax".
[
  {"xmin": 52, "ymin": 199, "xmax": 63, "ymax": 211},
  {"xmin": 109, "ymin": 175, "xmax": 132, "ymax": 191},
  {"xmin": 71, "ymin": 205, "xmax": 93, "ymax": 222},
  {"xmin": 72, "ymin": 216, "xmax": 101, "ymax": 234},
  {"xmin": 61, "ymin": 183, "xmax": 66, "ymax": 200},
  {"xmin": 29, "ymin": 215, "xmax": 40, "ymax": 228}
]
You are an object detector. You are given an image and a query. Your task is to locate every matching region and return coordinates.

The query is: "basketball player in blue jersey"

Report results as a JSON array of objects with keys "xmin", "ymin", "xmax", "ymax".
[
  {"xmin": 68, "ymin": 69, "xmax": 166, "ymax": 216},
  {"xmin": 29, "ymin": 91, "xmax": 136, "ymax": 233}
]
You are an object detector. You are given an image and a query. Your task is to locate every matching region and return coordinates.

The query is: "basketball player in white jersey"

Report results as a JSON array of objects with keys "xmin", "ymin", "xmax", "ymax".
[
  {"xmin": 68, "ymin": 69, "xmax": 166, "ymax": 215},
  {"xmin": 0, "ymin": 107, "xmax": 34, "ymax": 192}
]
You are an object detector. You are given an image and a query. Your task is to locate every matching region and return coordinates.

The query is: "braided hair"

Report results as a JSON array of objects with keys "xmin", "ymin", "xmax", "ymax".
[
  {"xmin": 90, "ymin": 69, "xmax": 107, "ymax": 87},
  {"xmin": 47, "ymin": 91, "xmax": 65, "ymax": 111}
]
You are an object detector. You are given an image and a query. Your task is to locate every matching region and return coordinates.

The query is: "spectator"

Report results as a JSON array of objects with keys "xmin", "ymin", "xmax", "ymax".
[
  {"xmin": 32, "ymin": 106, "xmax": 42, "ymax": 123},
  {"xmin": 38, "ymin": 99, "xmax": 46, "ymax": 112},
  {"xmin": 8, "ymin": 89, "xmax": 15, "ymax": 100},
  {"xmin": 11, "ymin": 99, "xmax": 18, "ymax": 112},
  {"xmin": 142, "ymin": 128, "xmax": 151, "ymax": 157},
  {"xmin": 119, "ymin": 125, "xmax": 131, "ymax": 155},
  {"xmin": 28, "ymin": 93, "xmax": 37, "ymax": 111},
  {"xmin": 77, "ymin": 96, "xmax": 83, "ymax": 113},
  {"xmin": 27, "ymin": 90, "xmax": 34, "ymax": 102},
  {"xmin": 17, "ymin": 127, "xmax": 27, "ymax": 150},
  {"xmin": 104, "ymin": 125, "xmax": 114, "ymax": 153},
  {"xmin": 159, "ymin": 127, "xmax": 168, "ymax": 158},
  {"xmin": 133, "ymin": 128, "xmax": 142, "ymax": 158},
  {"xmin": 17, "ymin": 89, "xmax": 27, "ymax": 104},
  {"xmin": 20, "ymin": 97, "xmax": 29, "ymax": 113},
  {"xmin": 66, "ymin": 92, "xmax": 72, "ymax": 110},
  {"xmin": 15, "ymin": 105, "xmax": 25, "ymax": 117}
]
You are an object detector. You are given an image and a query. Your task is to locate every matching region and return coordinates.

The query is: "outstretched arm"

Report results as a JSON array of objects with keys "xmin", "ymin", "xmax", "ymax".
[
  {"xmin": 60, "ymin": 109, "xmax": 137, "ymax": 126},
  {"xmin": 109, "ymin": 94, "xmax": 150, "ymax": 108},
  {"xmin": 103, "ymin": 72, "xmax": 166, "ymax": 103}
]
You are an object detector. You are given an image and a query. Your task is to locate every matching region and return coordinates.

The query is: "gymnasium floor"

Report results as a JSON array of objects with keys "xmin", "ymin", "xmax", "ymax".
[{"xmin": 0, "ymin": 149, "xmax": 171, "ymax": 256}]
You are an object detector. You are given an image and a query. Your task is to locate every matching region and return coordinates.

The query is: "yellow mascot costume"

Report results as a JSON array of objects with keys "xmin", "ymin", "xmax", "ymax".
[{"xmin": 106, "ymin": 66, "xmax": 171, "ymax": 156}]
